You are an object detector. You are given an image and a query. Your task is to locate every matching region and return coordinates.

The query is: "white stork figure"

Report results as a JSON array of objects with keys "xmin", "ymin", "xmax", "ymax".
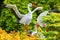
[
  {"xmin": 34, "ymin": 9, "xmax": 59, "ymax": 38},
  {"xmin": 29, "ymin": 11, "xmax": 49, "ymax": 37},
  {"xmin": 19, "ymin": 3, "xmax": 42, "ymax": 31},
  {"xmin": 4, "ymin": 3, "xmax": 42, "ymax": 31},
  {"xmin": 36, "ymin": 11, "xmax": 49, "ymax": 32},
  {"xmin": 29, "ymin": 11, "xmax": 49, "ymax": 38},
  {"xmin": 33, "ymin": 9, "xmax": 58, "ymax": 35},
  {"xmin": 35, "ymin": 9, "xmax": 59, "ymax": 32}
]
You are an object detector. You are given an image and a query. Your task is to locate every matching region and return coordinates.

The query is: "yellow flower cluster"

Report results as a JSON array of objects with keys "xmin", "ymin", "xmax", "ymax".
[{"xmin": 0, "ymin": 28, "xmax": 38, "ymax": 40}]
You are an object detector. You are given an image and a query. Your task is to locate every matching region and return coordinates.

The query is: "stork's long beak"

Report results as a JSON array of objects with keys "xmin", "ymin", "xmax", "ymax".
[{"xmin": 32, "ymin": 3, "xmax": 38, "ymax": 8}]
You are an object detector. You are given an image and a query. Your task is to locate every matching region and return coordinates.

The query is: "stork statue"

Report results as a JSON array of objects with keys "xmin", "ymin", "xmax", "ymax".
[{"xmin": 3, "ymin": 3, "xmax": 42, "ymax": 31}]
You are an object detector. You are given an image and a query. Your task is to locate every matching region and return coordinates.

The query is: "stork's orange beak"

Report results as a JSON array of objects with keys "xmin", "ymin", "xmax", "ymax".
[{"xmin": 32, "ymin": 3, "xmax": 38, "ymax": 8}]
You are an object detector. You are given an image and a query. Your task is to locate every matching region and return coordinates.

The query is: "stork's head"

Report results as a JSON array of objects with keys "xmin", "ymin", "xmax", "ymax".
[{"xmin": 28, "ymin": 3, "xmax": 32, "ymax": 7}]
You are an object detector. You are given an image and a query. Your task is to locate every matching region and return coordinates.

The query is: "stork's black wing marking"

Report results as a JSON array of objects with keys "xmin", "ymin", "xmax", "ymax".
[{"xmin": 49, "ymin": 9, "xmax": 60, "ymax": 13}]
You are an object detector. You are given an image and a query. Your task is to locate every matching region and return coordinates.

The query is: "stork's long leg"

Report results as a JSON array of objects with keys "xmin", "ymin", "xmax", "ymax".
[
  {"xmin": 24, "ymin": 25, "xmax": 28, "ymax": 31},
  {"xmin": 45, "ymin": 28, "xmax": 48, "ymax": 32},
  {"xmin": 35, "ymin": 22, "xmax": 39, "ymax": 32}
]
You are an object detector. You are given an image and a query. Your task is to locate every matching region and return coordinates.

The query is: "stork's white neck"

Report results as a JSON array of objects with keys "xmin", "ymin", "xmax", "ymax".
[
  {"xmin": 28, "ymin": 6, "xmax": 33, "ymax": 15},
  {"xmin": 28, "ymin": 6, "xmax": 31, "ymax": 13}
]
